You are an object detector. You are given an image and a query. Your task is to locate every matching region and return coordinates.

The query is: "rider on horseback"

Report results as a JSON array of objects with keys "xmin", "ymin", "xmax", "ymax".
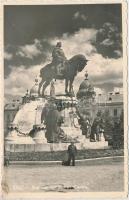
[{"xmin": 52, "ymin": 42, "xmax": 67, "ymax": 76}]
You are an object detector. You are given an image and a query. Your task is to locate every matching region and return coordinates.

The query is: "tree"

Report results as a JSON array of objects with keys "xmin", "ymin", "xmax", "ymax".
[
  {"xmin": 115, "ymin": 110, "xmax": 124, "ymax": 148},
  {"xmin": 102, "ymin": 110, "xmax": 114, "ymax": 141}
]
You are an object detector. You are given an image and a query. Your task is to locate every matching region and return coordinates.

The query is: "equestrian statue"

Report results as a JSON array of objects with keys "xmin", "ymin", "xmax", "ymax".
[{"xmin": 38, "ymin": 42, "xmax": 88, "ymax": 97}]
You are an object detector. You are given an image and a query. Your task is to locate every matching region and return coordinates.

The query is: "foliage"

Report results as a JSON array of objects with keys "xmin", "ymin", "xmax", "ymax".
[
  {"xmin": 6, "ymin": 149, "xmax": 124, "ymax": 161},
  {"xmin": 101, "ymin": 110, "xmax": 114, "ymax": 140},
  {"xmin": 112, "ymin": 110, "xmax": 124, "ymax": 149}
]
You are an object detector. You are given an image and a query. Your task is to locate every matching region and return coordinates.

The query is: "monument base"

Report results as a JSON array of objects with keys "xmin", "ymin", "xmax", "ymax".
[
  {"xmin": 5, "ymin": 139, "xmax": 108, "ymax": 153},
  {"xmin": 5, "ymin": 136, "xmax": 35, "ymax": 145}
]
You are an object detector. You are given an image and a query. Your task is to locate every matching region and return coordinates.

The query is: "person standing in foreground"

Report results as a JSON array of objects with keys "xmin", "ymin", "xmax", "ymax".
[{"xmin": 67, "ymin": 142, "xmax": 77, "ymax": 166}]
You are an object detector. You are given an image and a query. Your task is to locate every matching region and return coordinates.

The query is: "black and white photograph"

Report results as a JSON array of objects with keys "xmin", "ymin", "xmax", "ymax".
[{"xmin": 2, "ymin": 1, "xmax": 128, "ymax": 198}]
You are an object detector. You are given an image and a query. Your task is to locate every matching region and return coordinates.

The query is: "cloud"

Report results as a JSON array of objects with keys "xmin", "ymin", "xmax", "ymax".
[
  {"xmin": 4, "ymin": 64, "xmax": 42, "ymax": 98},
  {"xmin": 4, "ymin": 54, "xmax": 123, "ymax": 102},
  {"xmin": 4, "ymin": 51, "xmax": 13, "ymax": 60},
  {"xmin": 100, "ymin": 38, "xmax": 114, "ymax": 46},
  {"xmin": 73, "ymin": 11, "xmax": 88, "ymax": 21},
  {"xmin": 4, "ymin": 28, "xmax": 123, "ymax": 103},
  {"xmin": 49, "ymin": 28, "xmax": 123, "ymax": 92},
  {"xmin": 114, "ymin": 50, "xmax": 122, "ymax": 57},
  {"xmin": 16, "ymin": 39, "xmax": 42, "ymax": 59},
  {"xmin": 95, "ymin": 22, "xmax": 122, "ymax": 58},
  {"xmin": 49, "ymin": 28, "xmax": 97, "ymax": 58},
  {"xmin": 75, "ymin": 53, "xmax": 123, "ymax": 92},
  {"xmin": 73, "ymin": 11, "xmax": 79, "ymax": 19},
  {"xmin": 4, "ymin": 62, "xmax": 66, "ymax": 102}
]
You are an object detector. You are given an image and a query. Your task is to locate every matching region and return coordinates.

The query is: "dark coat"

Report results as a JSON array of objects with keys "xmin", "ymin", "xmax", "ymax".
[
  {"xmin": 68, "ymin": 144, "xmax": 77, "ymax": 155},
  {"xmin": 52, "ymin": 47, "xmax": 66, "ymax": 65}
]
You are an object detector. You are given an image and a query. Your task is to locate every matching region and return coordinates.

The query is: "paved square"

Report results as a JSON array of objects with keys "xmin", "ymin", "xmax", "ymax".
[{"xmin": 3, "ymin": 159, "xmax": 124, "ymax": 192}]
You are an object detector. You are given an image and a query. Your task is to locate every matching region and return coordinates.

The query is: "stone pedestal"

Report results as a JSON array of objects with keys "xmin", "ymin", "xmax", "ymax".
[
  {"xmin": 33, "ymin": 124, "xmax": 47, "ymax": 144},
  {"xmin": 5, "ymin": 123, "xmax": 35, "ymax": 144},
  {"xmin": 5, "ymin": 124, "xmax": 18, "ymax": 144},
  {"xmin": 16, "ymin": 136, "xmax": 35, "ymax": 144},
  {"xmin": 5, "ymin": 130, "xmax": 18, "ymax": 144},
  {"xmin": 82, "ymin": 139, "xmax": 108, "ymax": 149},
  {"xmin": 60, "ymin": 104, "xmax": 86, "ymax": 142},
  {"xmin": 61, "ymin": 127, "xmax": 85, "ymax": 142}
]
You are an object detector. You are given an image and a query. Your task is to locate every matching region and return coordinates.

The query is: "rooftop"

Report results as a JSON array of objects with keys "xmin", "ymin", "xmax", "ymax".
[
  {"xmin": 96, "ymin": 92, "xmax": 123, "ymax": 104},
  {"xmin": 4, "ymin": 102, "xmax": 21, "ymax": 110},
  {"xmin": 4, "ymin": 97, "xmax": 22, "ymax": 110}
]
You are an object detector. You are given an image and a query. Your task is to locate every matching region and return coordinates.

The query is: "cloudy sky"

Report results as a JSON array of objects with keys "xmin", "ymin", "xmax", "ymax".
[{"xmin": 4, "ymin": 4, "xmax": 123, "ymax": 103}]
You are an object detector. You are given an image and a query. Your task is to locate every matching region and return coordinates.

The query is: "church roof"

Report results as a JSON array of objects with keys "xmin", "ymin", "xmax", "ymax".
[
  {"xmin": 77, "ymin": 72, "xmax": 95, "ymax": 99},
  {"xmin": 79, "ymin": 71, "xmax": 93, "ymax": 90},
  {"xmin": 30, "ymin": 77, "xmax": 39, "ymax": 97}
]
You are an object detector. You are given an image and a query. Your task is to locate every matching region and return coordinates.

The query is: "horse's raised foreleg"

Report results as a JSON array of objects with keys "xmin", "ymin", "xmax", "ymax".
[
  {"xmin": 38, "ymin": 79, "xmax": 45, "ymax": 96},
  {"xmin": 42, "ymin": 80, "xmax": 51, "ymax": 97}
]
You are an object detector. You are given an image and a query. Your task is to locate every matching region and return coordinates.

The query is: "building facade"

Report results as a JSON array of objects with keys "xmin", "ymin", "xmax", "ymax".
[{"xmin": 97, "ymin": 92, "xmax": 123, "ymax": 122}]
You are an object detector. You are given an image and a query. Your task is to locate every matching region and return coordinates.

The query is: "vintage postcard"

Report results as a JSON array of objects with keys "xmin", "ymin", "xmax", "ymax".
[{"xmin": 1, "ymin": 0, "xmax": 128, "ymax": 199}]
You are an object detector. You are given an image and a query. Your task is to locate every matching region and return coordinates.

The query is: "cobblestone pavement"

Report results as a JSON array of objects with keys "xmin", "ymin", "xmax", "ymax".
[{"xmin": 3, "ymin": 160, "xmax": 124, "ymax": 192}]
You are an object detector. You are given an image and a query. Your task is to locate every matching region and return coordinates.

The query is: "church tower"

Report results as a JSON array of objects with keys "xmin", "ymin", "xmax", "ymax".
[{"xmin": 76, "ymin": 71, "xmax": 97, "ymax": 125}]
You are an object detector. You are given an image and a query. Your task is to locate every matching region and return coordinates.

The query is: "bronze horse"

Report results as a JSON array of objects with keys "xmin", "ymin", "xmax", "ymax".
[{"xmin": 38, "ymin": 54, "xmax": 88, "ymax": 97}]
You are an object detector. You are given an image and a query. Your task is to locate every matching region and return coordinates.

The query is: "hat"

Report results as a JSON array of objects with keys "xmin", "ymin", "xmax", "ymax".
[{"xmin": 56, "ymin": 42, "xmax": 62, "ymax": 47}]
